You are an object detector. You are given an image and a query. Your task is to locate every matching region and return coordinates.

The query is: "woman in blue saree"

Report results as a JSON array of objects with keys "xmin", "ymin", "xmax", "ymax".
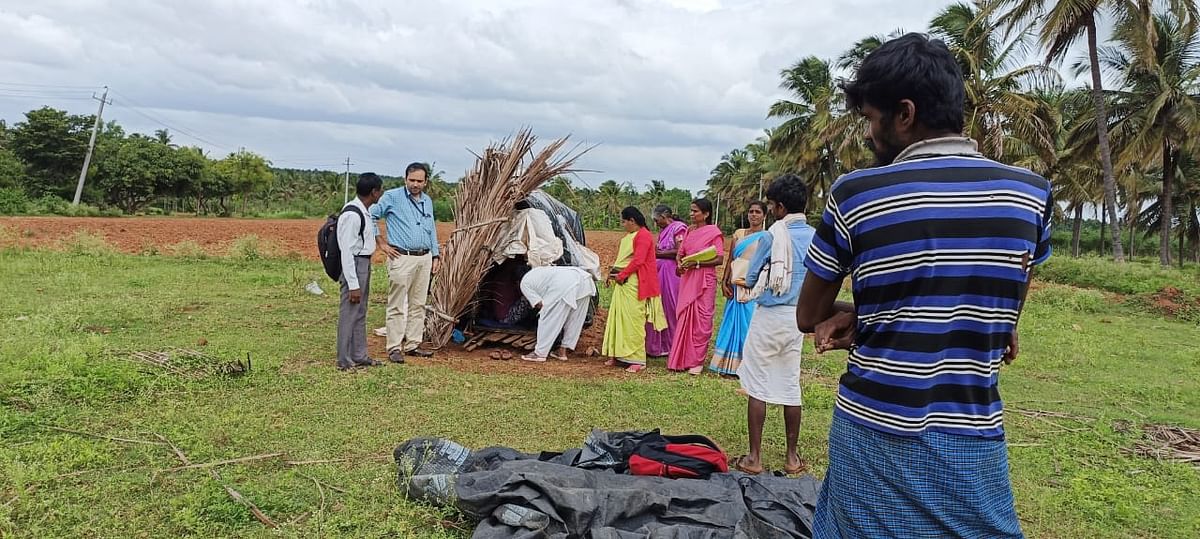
[{"xmin": 709, "ymin": 202, "xmax": 767, "ymax": 375}]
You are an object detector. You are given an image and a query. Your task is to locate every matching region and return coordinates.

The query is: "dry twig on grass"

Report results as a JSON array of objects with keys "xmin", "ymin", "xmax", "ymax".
[
  {"xmin": 424, "ymin": 129, "xmax": 588, "ymax": 348},
  {"xmin": 43, "ymin": 425, "xmax": 168, "ymax": 446},
  {"xmin": 1007, "ymin": 406, "xmax": 1093, "ymax": 434},
  {"xmin": 158, "ymin": 452, "xmax": 284, "ymax": 473},
  {"xmin": 153, "ymin": 433, "xmax": 278, "ymax": 529},
  {"xmin": 284, "ymin": 454, "xmax": 391, "ymax": 467}
]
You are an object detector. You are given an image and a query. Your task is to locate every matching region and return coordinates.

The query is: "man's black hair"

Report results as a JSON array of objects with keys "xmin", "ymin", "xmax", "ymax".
[
  {"xmin": 841, "ymin": 33, "xmax": 965, "ymax": 133},
  {"xmin": 765, "ymin": 174, "xmax": 808, "ymax": 214},
  {"xmin": 357, "ymin": 172, "xmax": 383, "ymax": 196},
  {"xmin": 405, "ymin": 162, "xmax": 430, "ymax": 178}
]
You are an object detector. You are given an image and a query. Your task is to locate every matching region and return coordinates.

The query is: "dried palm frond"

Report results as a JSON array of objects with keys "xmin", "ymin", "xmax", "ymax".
[
  {"xmin": 424, "ymin": 129, "xmax": 587, "ymax": 348},
  {"xmin": 1130, "ymin": 424, "xmax": 1200, "ymax": 468}
]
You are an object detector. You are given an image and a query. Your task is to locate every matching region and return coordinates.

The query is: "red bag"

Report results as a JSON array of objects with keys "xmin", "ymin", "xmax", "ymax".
[{"xmin": 627, "ymin": 434, "xmax": 729, "ymax": 479}]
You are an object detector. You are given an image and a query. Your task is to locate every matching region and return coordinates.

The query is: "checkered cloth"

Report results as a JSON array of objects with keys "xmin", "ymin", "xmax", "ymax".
[{"xmin": 814, "ymin": 412, "xmax": 1024, "ymax": 538}]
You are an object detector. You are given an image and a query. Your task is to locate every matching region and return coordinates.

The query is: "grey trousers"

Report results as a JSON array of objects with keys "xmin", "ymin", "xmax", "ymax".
[{"xmin": 337, "ymin": 256, "xmax": 372, "ymax": 368}]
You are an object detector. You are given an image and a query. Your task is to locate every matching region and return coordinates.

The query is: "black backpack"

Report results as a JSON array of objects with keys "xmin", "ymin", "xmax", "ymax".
[{"xmin": 317, "ymin": 204, "xmax": 366, "ymax": 281}]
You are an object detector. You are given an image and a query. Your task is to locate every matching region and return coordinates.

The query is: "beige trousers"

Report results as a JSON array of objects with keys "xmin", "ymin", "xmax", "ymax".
[{"xmin": 386, "ymin": 253, "xmax": 432, "ymax": 352}]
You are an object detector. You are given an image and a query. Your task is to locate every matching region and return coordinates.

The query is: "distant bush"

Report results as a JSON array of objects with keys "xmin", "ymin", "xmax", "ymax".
[
  {"xmin": 1030, "ymin": 283, "xmax": 1109, "ymax": 314},
  {"xmin": 62, "ymin": 230, "xmax": 116, "ymax": 256},
  {"xmin": 1039, "ymin": 256, "xmax": 1200, "ymax": 322},
  {"xmin": 168, "ymin": 240, "xmax": 208, "ymax": 259},
  {"xmin": 258, "ymin": 210, "xmax": 307, "ymax": 219},
  {"xmin": 30, "ymin": 195, "xmax": 69, "ymax": 215},
  {"xmin": 229, "ymin": 235, "xmax": 263, "ymax": 261},
  {"xmin": 432, "ymin": 199, "xmax": 454, "ymax": 221},
  {"xmin": 1039, "ymin": 256, "xmax": 1200, "ymax": 297},
  {"xmin": 23, "ymin": 196, "xmax": 122, "ymax": 217},
  {"xmin": 0, "ymin": 187, "xmax": 30, "ymax": 215},
  {"xmin": 138, "ymin": 241, "xmax": 160, "ymax": 257}
]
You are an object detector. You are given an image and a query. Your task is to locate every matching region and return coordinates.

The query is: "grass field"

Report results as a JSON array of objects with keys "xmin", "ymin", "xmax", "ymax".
[{"xmin": 2, "ymin": 239, "xmax": 1199, "ymax": 538}]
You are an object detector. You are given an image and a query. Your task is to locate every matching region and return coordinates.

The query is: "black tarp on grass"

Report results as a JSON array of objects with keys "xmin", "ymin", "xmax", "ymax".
[{"xmin": 396, "ymin": 430, "xmax": 820, "ymax": 538}]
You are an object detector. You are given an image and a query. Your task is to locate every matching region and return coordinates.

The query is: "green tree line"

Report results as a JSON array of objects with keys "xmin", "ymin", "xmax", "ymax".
[
  {"xmin": 0, "ymin": 107, "xmax": 275, "ymax": 217},
  {"xmin": 0, "ymin": 107, "xmax": 701, "ymax": 229},
  {"xmin": 708, "ymin": 0, "xmax": 1200, "ymax": 267}
]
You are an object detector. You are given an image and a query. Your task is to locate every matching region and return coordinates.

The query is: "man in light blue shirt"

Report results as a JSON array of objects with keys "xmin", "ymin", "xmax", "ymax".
[
  {"xmin": 370, "ymin": 162, "xmax": 441, "ymax": 362},
  {"xmin": 730, "ymin": 173, "xmax": 816, "ymax": 475}
]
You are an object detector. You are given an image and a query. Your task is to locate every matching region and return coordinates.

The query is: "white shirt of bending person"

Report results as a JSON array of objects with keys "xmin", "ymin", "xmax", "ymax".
[
  {"xmin": 337, "ymin": 197, "xmax": 377, "ymax": 290},
  {"xmin": 520, "ymin": 266, "xmax": 596, "ymax": 310}
]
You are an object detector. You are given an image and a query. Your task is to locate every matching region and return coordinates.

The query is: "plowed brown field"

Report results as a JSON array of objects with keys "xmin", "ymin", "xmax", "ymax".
[{"xmin": 0, "ymin": 216, "xmax": 626, "ymax": 263}]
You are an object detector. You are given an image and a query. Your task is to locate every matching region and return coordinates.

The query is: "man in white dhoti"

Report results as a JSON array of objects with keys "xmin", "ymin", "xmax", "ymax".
[
  {"xmin": 730, "ymin": 174, "xmax": 816, "ymax": 475},
  {"xmin": 519, "ymin": 266, "xmax": 597, "ymax": 362}
]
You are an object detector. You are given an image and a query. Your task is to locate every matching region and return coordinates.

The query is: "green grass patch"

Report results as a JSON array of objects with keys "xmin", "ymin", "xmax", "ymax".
[
  {"xmin": 1, "ymin": 249, "xmax": 1198, "ymax": 537},
  {"xmin": 1039, "ymin": 256, "xmax": 1200, "ymax": 297},
  {"xmin": 1039, "ymin": 256, "xmax": 1200, "ymax": 322}
]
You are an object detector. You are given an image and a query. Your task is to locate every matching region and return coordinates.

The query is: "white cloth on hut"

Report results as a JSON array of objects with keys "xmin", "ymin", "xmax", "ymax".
[
  {"xmin": 520, "ymin": 266, "xmax": 597, "ymax": 357},
  {"xmin": 493, "ymin": 208, "xmax": 563, "ymax": 267},
  {"xmin": 557, "ymin": 214, "xmax": 603, "ymax": 280}
]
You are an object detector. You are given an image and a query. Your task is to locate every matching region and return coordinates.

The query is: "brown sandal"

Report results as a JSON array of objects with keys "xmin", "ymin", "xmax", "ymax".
[
  {"xmin": 730, "ymin": 455, "xmax": 764, "ymax": 475},
  {"xmin": 783, "ymin": 459, "xmax": 809, "ymax": 475}
]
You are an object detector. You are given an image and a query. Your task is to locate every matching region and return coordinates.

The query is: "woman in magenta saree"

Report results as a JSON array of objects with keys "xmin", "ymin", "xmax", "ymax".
[
  {"xmin": 668, "ymin": 198, "xmax": 725, "ymax": 375},
  {"xmin": 647, "ymin": 205, "xmax": 687, "ymax": 357}
]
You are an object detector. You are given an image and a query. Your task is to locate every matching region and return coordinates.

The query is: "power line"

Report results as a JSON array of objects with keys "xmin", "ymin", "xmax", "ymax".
[
  {"xmin": 0, "ymin": 81, "xmax": 103, "ymax": 90},
  {"xmin": 0, "ymin": 88, "xmax": 96, "ymax": 97},
  {"xmin": 106, "ymin": 89, "xmax": 231, "ymax": 151},
  {"xmin": 343, "ymin": 157, "xmax": 353, "ymax": 204},
  {"xmin": 0, "ymin": 94, "xmax": 94, "ymax": 101}
]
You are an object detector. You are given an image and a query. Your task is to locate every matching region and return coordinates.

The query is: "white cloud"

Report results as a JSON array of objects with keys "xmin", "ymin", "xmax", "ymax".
[{"xmin": 0, "ymin": 0, "xmax": 957, "ymax": 192}]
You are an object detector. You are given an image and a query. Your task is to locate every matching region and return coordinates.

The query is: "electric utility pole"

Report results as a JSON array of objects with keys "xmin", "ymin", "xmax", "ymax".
[
  {"xmin": 343, "ymin": 157, "xmax": 353, "ymax": 204},
  {"xmin": 73, "ymin": 86, "xmax": 111, "ymax": 205}
]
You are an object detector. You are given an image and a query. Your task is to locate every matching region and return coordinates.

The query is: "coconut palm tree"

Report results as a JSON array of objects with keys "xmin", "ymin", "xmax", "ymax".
[
  {"xmin": 708, "ymin": 147, "xmax": 750, "ymax": 204},
  {"xmin": 995, "ymin": 0, "xmax": 1199, "ymax": 261},
  {"xmin": 767, "ymin": 56, "xmax": 868, "ymax": 208},
  {"xmin": 837, "ymin": 30, "xmax": 907, "ymax": 71},
  {"xmin": 931, "ymin": 1, "xmax": 1059, "ymax": 164},
  {"xmin": 597, "ymin": 180, "xmax": 624, "ymax": 228},
  {"xmin": 642, "ymin": 179, "xmax": 667, "ymax": 207},
  {"xmin": 1020, "ymin": 87, "xmax": 1102, "ymax": 256},
  {"xmin": 1095, "ymin": 9, "xmax": 1200, "ymax": 266},
  {"xmin": 1135, "ymin": 154, "xmax": 1200, "ymax": 265}
]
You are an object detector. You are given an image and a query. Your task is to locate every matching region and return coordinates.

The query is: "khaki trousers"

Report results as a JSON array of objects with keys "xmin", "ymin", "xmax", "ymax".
[{"xmin": 386, "ymin": 253, "xmax": 432, "ymax": 352}]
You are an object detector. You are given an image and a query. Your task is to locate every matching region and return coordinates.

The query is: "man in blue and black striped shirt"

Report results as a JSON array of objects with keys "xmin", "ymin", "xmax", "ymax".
[{"xmin": 796, "ymin": 34, "xmax": 1051, "ymax": 538}]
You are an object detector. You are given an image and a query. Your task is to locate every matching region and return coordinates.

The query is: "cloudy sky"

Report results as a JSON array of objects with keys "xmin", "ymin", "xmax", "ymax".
[{"xmin": 3, "ymin": 0, "xmax": 971, "ymax": 192}]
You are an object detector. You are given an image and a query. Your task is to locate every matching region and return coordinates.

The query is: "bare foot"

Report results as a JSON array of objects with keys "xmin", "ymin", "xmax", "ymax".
[{"xmin": 625, "ymin": 364, "xmax": 645, "ymax": 373}]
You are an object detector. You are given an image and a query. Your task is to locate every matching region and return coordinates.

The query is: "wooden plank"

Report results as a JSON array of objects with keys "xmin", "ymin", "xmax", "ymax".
[{"xmin": 501, "ymin": 333, "xmax": 522, "ymax": 344}]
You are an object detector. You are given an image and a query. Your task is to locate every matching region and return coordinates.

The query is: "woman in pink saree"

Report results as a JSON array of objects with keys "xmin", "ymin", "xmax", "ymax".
[
  {"xmin": 668, "ymin": 198, "xmax": 725, "ymax": 374},
  {"xmin": 647, "ymin": 205, "xmax": 687, "ymax": 357}
]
